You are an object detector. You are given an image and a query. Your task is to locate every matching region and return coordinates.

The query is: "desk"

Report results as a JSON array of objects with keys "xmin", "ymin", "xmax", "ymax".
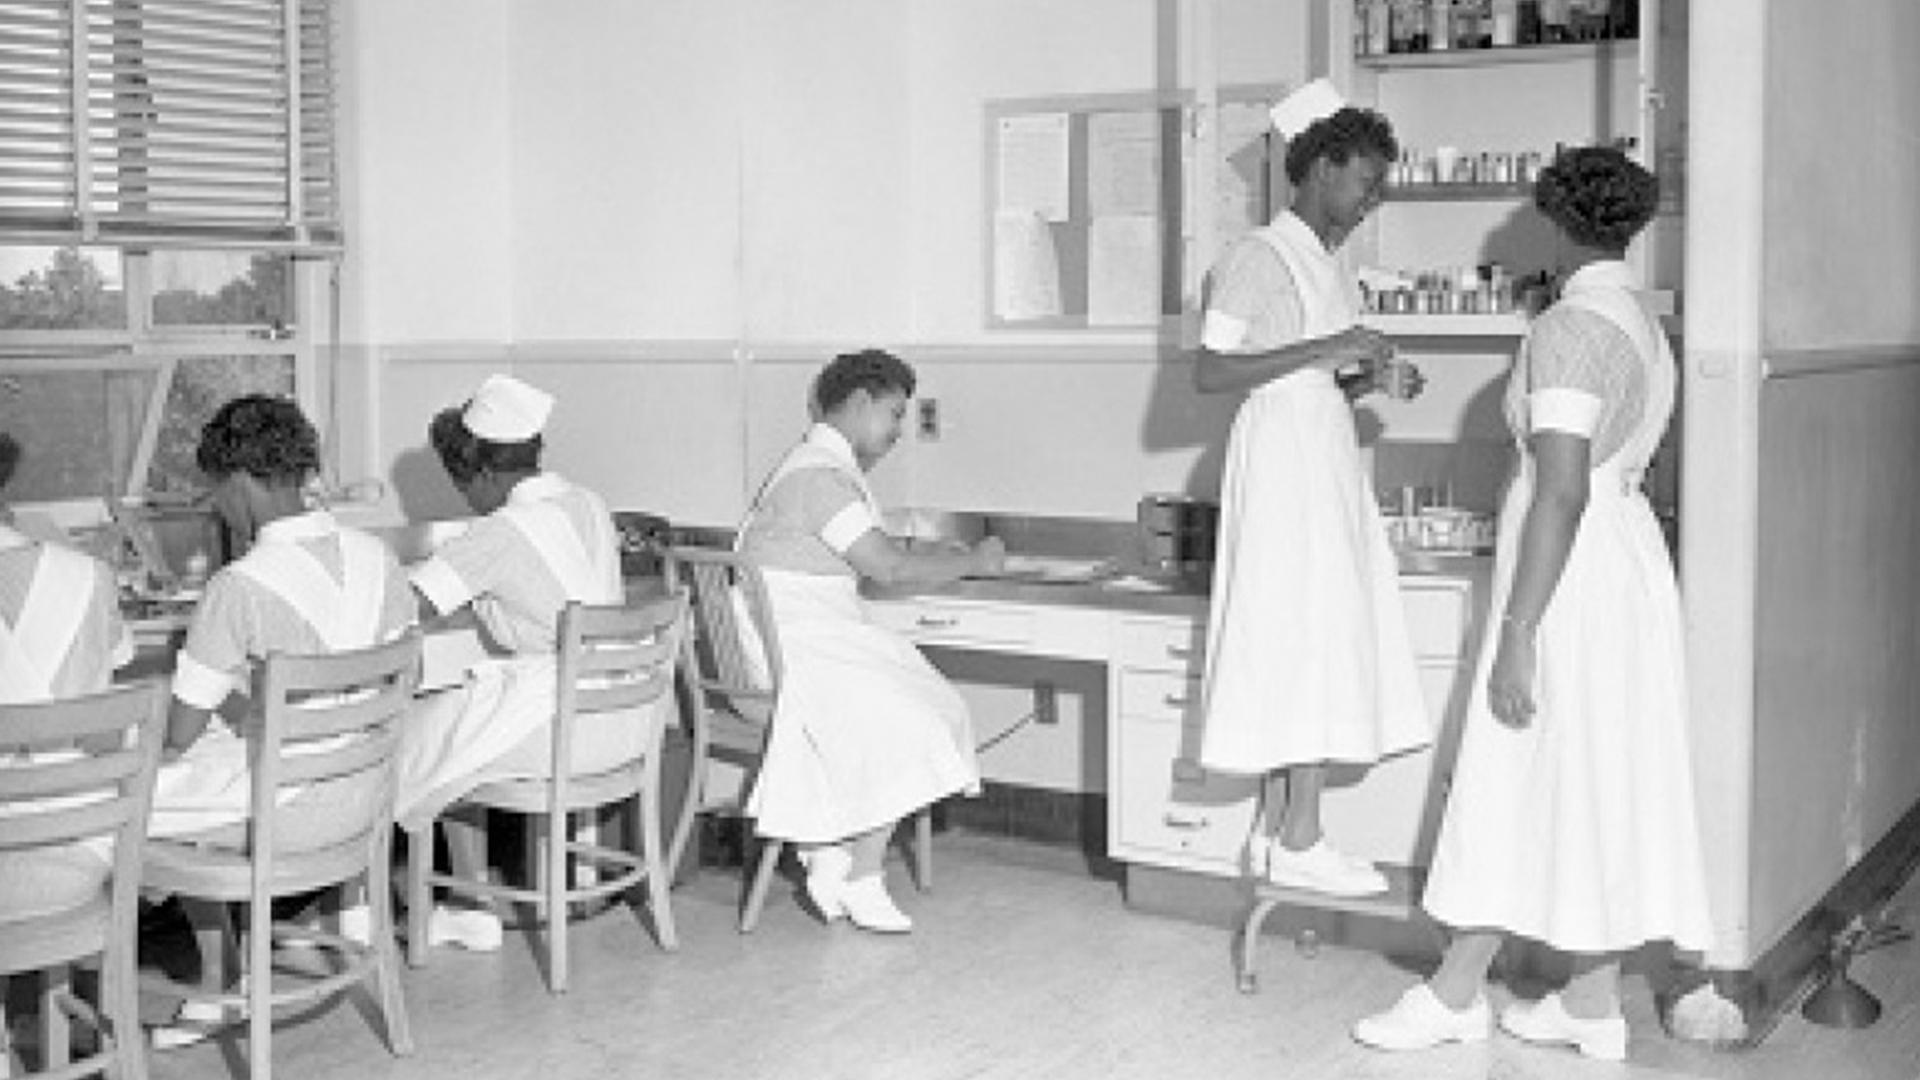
[{"xmin": 865, "ymin": 556, "xmax": 1489, "ymax": 898}]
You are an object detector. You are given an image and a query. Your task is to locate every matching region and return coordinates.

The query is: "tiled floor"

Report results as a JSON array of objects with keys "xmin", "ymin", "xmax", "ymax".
[{"xmin": 13, "ymin": 830, "xmax": 1920, "ymax": 1080}]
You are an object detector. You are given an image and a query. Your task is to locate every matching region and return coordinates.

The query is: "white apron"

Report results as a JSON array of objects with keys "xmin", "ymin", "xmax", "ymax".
[
  {"xmin": 1, "ymin": 541, "xmax": 118, "ymax": 918},
  {"xmin": 395, "ymin": 494, "xmax": 648, "ymax": 833},
  {"xmin": 1197, "ymin": 219, "xmax": 1429, "ymax": 772},
  {"xmin": 742, "ymin": 439, "xmax": 980, "ymax": 844},
  {"xmin": 1422, "ymin": 265, "xmax": 1714, "ymax": 954},
  {"xmin": 147, "ymin": 528, "xmax": 389, "ymax": 839}
]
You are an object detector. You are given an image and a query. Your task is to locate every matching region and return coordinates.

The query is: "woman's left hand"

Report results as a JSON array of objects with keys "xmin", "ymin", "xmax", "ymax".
[{"xmin": 1486, "ymin": 625, "xmax": 1537, "ymax": 729}]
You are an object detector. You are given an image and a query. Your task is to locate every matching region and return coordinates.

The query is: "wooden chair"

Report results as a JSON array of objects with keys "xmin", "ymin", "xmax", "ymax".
[
  {"xmin": 662, "ymin": 545, "xmax": 933, "ymax": 933},
  {"xmin": 404, "ymin": 593, "xmax": 688, "ymax": 993},
  {"xmin": 0, "ymin": 680, "xmax": 168, "ymax": 1080},
  {"xmin": 139, "ymin": 633, "xmax": 421, "ymax": 1080}
]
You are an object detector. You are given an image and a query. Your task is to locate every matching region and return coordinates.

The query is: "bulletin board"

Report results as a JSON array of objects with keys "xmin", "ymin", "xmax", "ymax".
[{"xmin": 986, "ymin": 83, "xmax": 1288, "ymax": 330}]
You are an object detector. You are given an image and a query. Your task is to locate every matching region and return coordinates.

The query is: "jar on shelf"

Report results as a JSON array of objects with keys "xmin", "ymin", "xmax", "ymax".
[
  {"xmin": 1428, "ymin": 0, "xmax": 1452, "ymax": 51},
  {"xmin": 1490, "ymin": 0, "xmax": 1519, "ymax": 46}
]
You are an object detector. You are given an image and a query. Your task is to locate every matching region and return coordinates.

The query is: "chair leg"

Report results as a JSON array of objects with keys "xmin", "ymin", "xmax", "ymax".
[
  {"xmin": 739, "ymin": 839, "xmax": 783, "ymax": 933},
  {"xmin": 637, "ymin": 786, "xmax": 677, "ymax": 952},
  {"xmin": 247, "ymin": 897, "xmax": 272, "ymax": 1080},
  {"xmin": 404, "ymin": 824, "xmax": 431, "ymax": 969},
  {"xmin": 41, "ymin": 966, "xmax": 71, "ymax": 1071},
  {"xmin": 547, "ymin": 811, "xmax": 568, "ymax": 993},
  {"xmin": 107, "ymin": 921, "xmax": 151, "ymax": 1080},
  {"xmin": 368, "ymin": 851, "xmax": 414, "ymax": 1056},
  {"xmin": 914, "ymin": 809, "xmax": 934, "ymax": 892}
]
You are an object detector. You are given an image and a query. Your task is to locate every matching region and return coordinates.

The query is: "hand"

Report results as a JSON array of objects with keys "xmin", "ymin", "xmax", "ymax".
[
  {"xmin": 971, "ymin": 536, "xmax": 1007, "ymax": 576},
  {"xmin": 1486, "ymin": 624, "xmax": 1537, "ymax": 729}
]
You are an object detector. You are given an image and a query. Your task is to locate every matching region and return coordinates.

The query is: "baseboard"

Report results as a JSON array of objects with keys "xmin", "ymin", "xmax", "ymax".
[
  {"xmin": 1705, "ymin": 795, "xmax": 1920, "ymax": 1048},
  {"xmin": 942, "ymin": 781, "xmax": 1121, "ymax": 879}
]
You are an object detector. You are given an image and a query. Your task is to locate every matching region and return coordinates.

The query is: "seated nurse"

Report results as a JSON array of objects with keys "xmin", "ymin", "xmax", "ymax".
[
  {"xmin": 396, "ymin": 374, "xmax": 636, "ymax": 942},
  {"xmin": 0, "ymin": 431, "xmax": 137, "ymax": 923},
  {"xmin": 738, "ymin": 348, "xmax": 1004, "ymax": 933}
]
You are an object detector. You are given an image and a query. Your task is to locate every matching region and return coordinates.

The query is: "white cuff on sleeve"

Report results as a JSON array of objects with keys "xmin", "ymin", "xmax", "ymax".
[
  {"xmin": 1528, "ymin": 388, "xmax": 1604, "ymax": 438},
  {"xmin": 170, "ymin": 650, "xmax": 238, "ymax": 712},
  {"xmin": 1201, "ymin": 309, "xmax": 1250, "ymax": 352},
  {"xmin": 409, "ymin": 557, "xmax": 473, "ymax": 616},
  {"xmin": 819, "ymin": 502, "xmax": 879, "ymax": 553}
]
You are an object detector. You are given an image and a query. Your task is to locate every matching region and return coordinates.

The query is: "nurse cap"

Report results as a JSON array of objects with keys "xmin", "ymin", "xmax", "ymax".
[
  {"xmin": 1269, "ymin": 77, "xmax": 1346, "ymax": 140},
  {"xmin": 462, "ymin": 374, "xmax": 554, "ymax": 442}
]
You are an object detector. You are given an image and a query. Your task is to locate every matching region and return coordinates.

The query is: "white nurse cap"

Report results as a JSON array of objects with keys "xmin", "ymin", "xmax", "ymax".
[
  {"xmin": 1269, "ymin": 78, "xmax": 1346, "ymax": 140},
  {"xmin": 462, "ymin": 374, "xmax": 554, "ymax": 442}
]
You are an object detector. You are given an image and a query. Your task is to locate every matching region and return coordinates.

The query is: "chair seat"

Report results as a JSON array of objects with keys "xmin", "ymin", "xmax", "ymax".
[
  {"xmin": 461, "ymin": 759, "xmax": 645, "ymax": 815},
  {"xmin": 0, "ymin": 891, "xmax": 109, "ymax": 973},
  {"xmin": 143, "ymin": 836, "xmax": 372, "ymax": 901}
]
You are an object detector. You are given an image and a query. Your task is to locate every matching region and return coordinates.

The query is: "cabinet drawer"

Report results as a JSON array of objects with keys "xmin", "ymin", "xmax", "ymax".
[
  {"xmin": 868, "ymin": 599, "xmax": 1036, "ymax": 649},
  {"xmin": 1117, "ymin": 669, "xmax": 1203, "ymax": 725},
  {"xmin": 1114, "ymin": 617, "xmax": 1205, "ymax": 673},
  {"xmin": 1113, "ymin": 717, "xmax": 1259, "ymax": 872},
  {"xmin": 1400, "ymin": 583, "xmax": 1471, "ymax": 660}
]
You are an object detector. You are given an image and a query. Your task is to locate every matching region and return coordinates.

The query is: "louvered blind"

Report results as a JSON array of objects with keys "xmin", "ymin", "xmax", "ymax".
[{"xmin": 0, "ymin": 0, "xmax": 340, "ymax": 250}]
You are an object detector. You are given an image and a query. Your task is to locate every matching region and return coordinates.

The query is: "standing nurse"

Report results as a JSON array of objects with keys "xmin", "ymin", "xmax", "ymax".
[{"xmin": 1193, "ymin": 79, "xmax": 1428, "ymax": 897}]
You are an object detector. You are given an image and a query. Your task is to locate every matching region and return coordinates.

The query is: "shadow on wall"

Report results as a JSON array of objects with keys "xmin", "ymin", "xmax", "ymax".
[{"xmin": 389, "ymin": 445, "xmax": 469, "ymax": 523}]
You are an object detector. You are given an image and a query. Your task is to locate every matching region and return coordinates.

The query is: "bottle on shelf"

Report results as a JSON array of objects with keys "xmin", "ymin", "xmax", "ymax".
[
  {"xmin": 1490, "ymin": 0, "xmax": 1519, "ymax": 47},
  {"xmin": 1516, "ymin": 0, "xmax": 1543, "ymax": 43},
  {"xmin": 1428, "ymin": 0, "xmax": 1452, "ymax": 51},
  {"xmin": 1539, "ymin": 0, "xmax": 1572, "ymax": 43}
]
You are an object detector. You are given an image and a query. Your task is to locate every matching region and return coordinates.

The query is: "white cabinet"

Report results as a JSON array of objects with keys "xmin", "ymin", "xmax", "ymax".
[
  {"xmin": 1321, "ymin": 0, "xmax": 1684, "ymax": 337},
  {"xmin": 1108, "ymin": 574, "xmax": 1483, "ymax": 879}
]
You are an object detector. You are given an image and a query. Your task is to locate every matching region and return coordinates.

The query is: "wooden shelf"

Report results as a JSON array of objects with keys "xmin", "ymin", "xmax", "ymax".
[
  {"xmin": 1385, "ymin": 182, "xmax": 1532, "ymax": 202},
  {"xmin": 1356, "ymin": 40, "xmax": 1638, "ymax": 72}
]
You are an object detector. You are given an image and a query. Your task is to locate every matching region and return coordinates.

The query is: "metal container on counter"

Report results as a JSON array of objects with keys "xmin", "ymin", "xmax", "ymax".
[{"xmin": 1135, "ymin": 494, "xmax": 1219, "ymax": 574}]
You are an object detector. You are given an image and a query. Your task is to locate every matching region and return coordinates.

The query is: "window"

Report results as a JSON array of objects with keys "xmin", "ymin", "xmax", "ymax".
[{"xmin": 0, "ymin": 0, "xmax": 338, "ymax": 515}]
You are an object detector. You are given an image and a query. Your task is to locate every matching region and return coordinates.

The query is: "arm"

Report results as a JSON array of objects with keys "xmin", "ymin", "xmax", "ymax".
[
  {"xmin": 842, "ymin": 530, "xmax": 1006, "ymax": 589},
  {"xmin": 1190, "ymin": 325, "xmax": 1397, "ymax": 396},
  {"xmin": 1485, "ymin": 430, "xmax": 1590, "ymax": 728},
  {"xmin": 164, "ymin": 698, "xmax": 215, "ymax": 756}
]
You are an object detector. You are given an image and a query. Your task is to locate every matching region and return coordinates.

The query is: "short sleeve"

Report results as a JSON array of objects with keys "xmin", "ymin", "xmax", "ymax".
[
  {"xmin": 1528, "ymin": 388, "xmax": 1605, "ymax": 437},
  {"xmin": 785, "ymin": 469, "xmax": 874, "ymax": 552},
  {"xmin": 410, "ymin": 516, "xmax": 519, "ymax": 615},
  {"xmin": 1202, "ymin": 238, "xmax": 1302, "ymax": 352},
  {"xmin": 171, "ymin": 570, "xmax": 254, "ymax": 709},
  {"xmin": 1526, "ymin": 307, "xmax": 1615, "ymax": 396}
]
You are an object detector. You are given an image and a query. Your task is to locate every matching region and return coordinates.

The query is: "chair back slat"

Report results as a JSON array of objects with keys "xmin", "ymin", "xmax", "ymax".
[
  {"xmin": 0, "ymin": 745, "xmax": 142, "ymax": 801},
  {"xmin": 0, "ymin": 681, "xmax": 168, "ymax": 856},
  {"xmin": 274, "ymin": 727, "xmax": 401, "ymax": 788},
  {"xmin": 570, "ymin": 669, "xmax": 674, "ymax": 717}
]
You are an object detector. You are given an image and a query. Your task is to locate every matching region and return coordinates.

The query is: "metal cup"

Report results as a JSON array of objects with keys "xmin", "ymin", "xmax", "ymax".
[{"xmin": 1379, "ymin": 354, "xmax": 1419, "ymax": 400}]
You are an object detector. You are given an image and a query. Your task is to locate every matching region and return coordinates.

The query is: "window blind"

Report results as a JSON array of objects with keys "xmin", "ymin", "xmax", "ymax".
[{"xmin": 0, "ymin": 0, "xmax": 340, "ymax": 251}]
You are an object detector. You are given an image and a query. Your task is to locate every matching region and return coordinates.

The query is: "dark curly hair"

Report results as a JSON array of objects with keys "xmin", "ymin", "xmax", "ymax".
[
  {"xmin": 812, "ymin": 348, "xmax": 917, "ymax": 416},
  {"xmin": 1284, "ymin": 106, "xmax": 1399, "ymax": 185},
  {"xmin": 1533, "ymin": 146, "xmax": 1659, "ymax": 252},
  {"xmin": 428, "ymin": 406, "xmax": 543, "ymax": 487},
  {"xmin": 196, "ymin": 394, "xmax": 319, "ymax": 485},
  {"xmin": 0, "ymin": 432, "xmax": 19, "ymax": 491}
]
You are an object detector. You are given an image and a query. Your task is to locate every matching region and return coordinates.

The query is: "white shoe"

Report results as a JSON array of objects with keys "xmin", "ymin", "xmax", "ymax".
[
  {"xmin": 1264, "ymin": 840, "xmax": 1390, "ymax": 897},
  {"xmin": 1500, "ymin": 992, "xmax": 1629, "ymax": 1061},
  {"xmin": 427, "ymin": 905, "xmax": 503, "ymax": 952},
  {"xmin": 150, "ymin": 993, "xmax": 239, "ymax": 1049},
  {"xmin": 1352, "ymin": 984, "xmax": 1493, "ymax": 1052},
  {"xmin": 1248, "ymin": 835, "xmax": 1379, "ymax": 878},
  {"xmin": 803, "ymin": 845, "xmax": 853, "ymax": 924},
  {"xmin": 338, "ymin": 903, "xmax": 374, "ymax": 946},
  {"xmin": 837, "ymin": 875, "xmax": 912, "ymax": 934}
]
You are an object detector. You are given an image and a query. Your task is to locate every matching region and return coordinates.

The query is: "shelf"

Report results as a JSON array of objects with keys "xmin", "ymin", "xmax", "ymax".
[
  {"xmin": 1356, "ymin": 40, "xmax": 1638, "ymax": 72},
  {"xmin": 1384, "ymin": 182, "xmax": 1531, "ymax": 203},
  {"xmin": 1360, "ymin": 312, "xmax": 1529, "ymax": 338}
]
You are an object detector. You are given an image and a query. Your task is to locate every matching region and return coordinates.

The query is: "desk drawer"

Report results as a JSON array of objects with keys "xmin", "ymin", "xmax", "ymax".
[
  {"xmin": 1114, "ymin": 617, "xmax": 1205, "ymax": 673},
  {"xmin": 1400, "ymin": 583, "xmax": 1471, "ymax": 660},
  {"xmin": 1113, "ymin": 717, "xmax": 1258, "ymax": 872},
  {"xmin": 868, "ymin": 598, "xmax": 1036, "ymax": 650},
  {"xmin": 1118, "ymin": 669, "xmax": 1203, "ymax": 725}
]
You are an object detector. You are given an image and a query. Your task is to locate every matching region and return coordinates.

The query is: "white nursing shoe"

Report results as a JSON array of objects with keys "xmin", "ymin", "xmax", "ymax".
[
  {"xmin": 1499, "ymin": 992, "xmax": 1629, "ymax": 1061},
  {"xmin": 837, "ymin": 874, "xmax": 913, "ymax": 934},
  {"xmin": 802, "ymin": 845, "xmax": 853, "ymax": 923},
  {"xmin": 1352, "ymin": 984, "xmax": 1492, "ymax": 1052}
]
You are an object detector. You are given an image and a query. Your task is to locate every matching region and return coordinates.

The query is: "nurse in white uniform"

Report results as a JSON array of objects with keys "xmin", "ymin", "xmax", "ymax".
[
  {"xmin": 143, "ymin": 396, "xmax": 420, "ymax": 1045},
  {"xmin": 400, "ymin": 375, "xmax": 631, "ymax": 945},
  {"xmin": 0, "ymin": 432, "xmax": 136, "ymax": 923},
  {"xmin": 1354, "ymin": 147, "xmax": 1713, "ymax": 1062},
  {"xmin": 1193, "ymin": 80, "xmax": 1429, "ymax": 897},
  {"xmin": 739, "ymin": 349, "xmax": 1003, "ymax": 933}
]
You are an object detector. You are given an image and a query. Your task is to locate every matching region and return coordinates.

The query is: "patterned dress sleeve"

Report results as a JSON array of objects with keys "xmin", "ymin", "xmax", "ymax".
[
  {"xmin": 1201, "ymin": 238, "xmax": 1304, "ymax": 352},
  {"xmin": 789, "ymin": 469, "xmax": 875, "ymax": 553},
  {"xmin": 1524, "ymin": 307, "xmax": 1615, "ymax": 438}
]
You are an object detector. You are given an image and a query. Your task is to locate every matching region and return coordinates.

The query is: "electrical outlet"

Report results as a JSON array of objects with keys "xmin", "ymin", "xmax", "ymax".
[
  {"xmin": 1033, "ymin": 681, "xmax": 1058, "ymax": 725},
  {"xmin": 917, "ymin": 397, "xmax": 941, "ymax": 440}
]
